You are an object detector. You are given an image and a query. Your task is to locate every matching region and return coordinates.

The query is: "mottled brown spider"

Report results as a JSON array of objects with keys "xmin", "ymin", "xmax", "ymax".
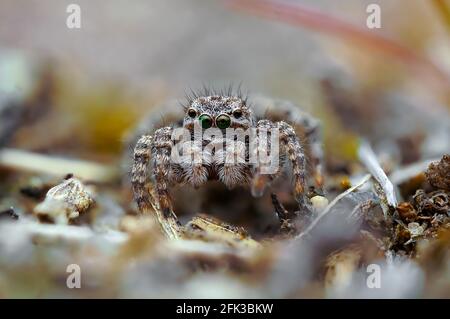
[{"xmin": 130, "ymin": 89, "xmax": 323, "ymax": 238}]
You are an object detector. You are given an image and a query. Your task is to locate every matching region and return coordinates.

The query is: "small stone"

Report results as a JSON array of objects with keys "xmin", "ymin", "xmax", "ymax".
[
  {"xmin": 407, "ymin": 222, "xmax": 425, "ymax": 239},
  {"xmin": 34, "ymin": 177, "xmax": 95, "ymax": 224},
  {"xmin": 311, "ymin": 195, "xmax": 329, "ymax": 212}
]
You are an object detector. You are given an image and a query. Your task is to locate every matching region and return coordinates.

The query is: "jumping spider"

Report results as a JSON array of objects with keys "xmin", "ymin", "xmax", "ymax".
[{"xmin": 130, "ymin": 90, "xmax": 323, "ymax": 239}]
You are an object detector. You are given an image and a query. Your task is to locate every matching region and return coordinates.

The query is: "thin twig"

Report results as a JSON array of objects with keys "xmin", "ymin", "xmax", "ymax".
[
  {"xmin": 358, "ymin": 140, "xmax": 398, "ymax": 209},
  {"xmin": 296, "ymin": 174, "xmax": 371, "ymax": 240},
  {"xmin": 0, "ymin": 148, "xmax": 119, "ymax": 183},
  {"xmin": 0, "ymin": 220, "xmax": 128, "ymax": 244}
]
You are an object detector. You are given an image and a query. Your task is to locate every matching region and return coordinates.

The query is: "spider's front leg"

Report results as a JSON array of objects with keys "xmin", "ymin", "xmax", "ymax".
[
  {"xmin": 131, "ymin": 127, "xmax": 182, "ymax": 239},
  {"xmin": 251, "ymin": 120, "xmax": 308, "ymax": 211},
  {"xmin": 251, "ymin": 96, "xmax": 324, "ymax": 191}
]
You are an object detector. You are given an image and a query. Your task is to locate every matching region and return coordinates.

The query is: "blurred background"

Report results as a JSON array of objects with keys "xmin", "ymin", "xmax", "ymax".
[{"xmin": 1, "ymin": 0, "xmax": 449, "ymax": 162}]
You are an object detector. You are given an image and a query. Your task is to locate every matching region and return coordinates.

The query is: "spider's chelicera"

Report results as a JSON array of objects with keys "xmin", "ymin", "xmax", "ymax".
[{"xmin": 131, "ymin": 91, "xmax": 324, "ymax": 237}]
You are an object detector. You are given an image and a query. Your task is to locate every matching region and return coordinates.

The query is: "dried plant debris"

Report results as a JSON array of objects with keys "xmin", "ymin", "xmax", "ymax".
[
  {"xmin": 296, "ymin": 174, "xmax": 372, "ymax": 240},
  {"xmin": 0, "ymin": 207, "xmax": 19, "ymax": 221},
  {"xmin": 33, "ymin": 176, "xmax": 95, "ymax": 224},
  {"xmin": 184, "ymin": 215, "xmax": 261, "ymax": 249},
  {"xmin": 413, "ymin": 189, "xmax": 449, "ymax": 216},
  {"xmin": 358, "ymin": 141, "xmax": 398, "ymax": 213},
  {"xmin": 372, "ymin": 188, "xmax": 450, "ymax": 256},
  {"xmin": 397, "ymin": 202, "xmax": 418, "ymax": 223},
  {"xmin": 271, "ymin": 193, "xmax": 300, "ymax": 236},
  {"xmin": 425, "ymin": 154, "xmax": 450, "ymax": 191},
  {"xmin": 324, "ymin": 245, "xmax": 362, "ymax": 294}
]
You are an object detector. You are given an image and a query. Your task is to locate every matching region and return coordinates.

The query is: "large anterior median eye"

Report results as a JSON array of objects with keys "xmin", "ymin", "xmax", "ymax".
[
  {"xmin": 199, "ymin": 114, "xmax": 213, "ymax": 129},
  {"xmin": 216, "ymin": 114, "xmax": 231, "ymax": 129}
]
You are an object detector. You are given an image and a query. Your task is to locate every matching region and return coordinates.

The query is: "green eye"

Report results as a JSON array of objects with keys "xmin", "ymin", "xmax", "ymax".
[
  {"xmin": 216, "ymin": 114, "xmax": 231, "ymax": 129},
  {"xmin": 199, "ymin": 114, "xmax": 213, "ymax": 129}
]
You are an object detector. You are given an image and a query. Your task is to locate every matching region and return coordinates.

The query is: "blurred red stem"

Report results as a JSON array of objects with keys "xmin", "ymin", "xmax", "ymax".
[{"xmin": 225, "ymin": 0, "xmax": 450, "ymax": 90}]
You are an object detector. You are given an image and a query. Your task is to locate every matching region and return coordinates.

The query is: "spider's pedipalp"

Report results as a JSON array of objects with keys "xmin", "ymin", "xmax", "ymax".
[{"xmin": 179, "ymin": 140, "xmax": 210, "ymax": 188}]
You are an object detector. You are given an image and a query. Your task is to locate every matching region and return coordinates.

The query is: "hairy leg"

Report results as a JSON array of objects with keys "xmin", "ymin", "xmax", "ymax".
[
  {"xmin": 251, "ymin": 95, "xmax": 324, "ymax": 190},
  {"xmin": 132, "ymin": 134, "xmax": 153, "ymax": 213},
  {"xmin": 251, "ymin": 119, "xmax": 308, "ymax": 211},
  {"xmin": 131, "ymin": 127, "xmax": 182, "ymax": 239},
  {"xmin": 295, "ymin": 111, "xmax": 324, "ymax": 190},
  {"xmin": 250, "ymin": 119, "xmax": 280, "ymax": 198},
  {"xmin": 277, "ymin": 120, "xmax": 307, "ymax": 207}
]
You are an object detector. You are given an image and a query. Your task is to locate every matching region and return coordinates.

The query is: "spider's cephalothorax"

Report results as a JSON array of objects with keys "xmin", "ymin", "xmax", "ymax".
[{"xmin": 130, "ymin": 92, "xmax": 324, "ymax": 239}]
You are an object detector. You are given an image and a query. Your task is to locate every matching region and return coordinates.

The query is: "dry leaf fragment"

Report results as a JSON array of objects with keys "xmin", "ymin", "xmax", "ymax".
[
  {"xmin": 397, "ymin": 202, "xmax": 418, "ymax": 223},
  {"xmin": 425, "ymin": 154, "xmax": 450, "ymax": 191},
  {"xmin": 34, "ymin": 177, "xmax": 95, "ymax": 224}
]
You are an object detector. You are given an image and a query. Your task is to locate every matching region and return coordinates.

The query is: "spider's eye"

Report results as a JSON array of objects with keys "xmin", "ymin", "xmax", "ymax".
[
  {"xmin": 199, "ymin": 114, "xmax": 213, "ymax": 129},
  {"xmin": 216, "ymin": 114, "xmax": 231, "ymax": 129},
  {"xmin": 233, "ymin": 109, "xmax": 242, "ymax": 119},
  {"xmin": 187, "ymin": 108, "xmax": 197, "ymax": 118}
]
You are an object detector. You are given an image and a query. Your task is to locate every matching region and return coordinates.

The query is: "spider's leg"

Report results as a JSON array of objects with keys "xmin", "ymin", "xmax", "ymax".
[
  {"xmin": 152, "ymin": 127, "xmax": 176, "ymax": 217},
  {"xmin": 251, "ymin": 96, "xmax": 324, "ymax": 191},
  {"xmin": 250, "ymin": 120, "xmax": 281, "ymax": 197},
  {"xmin": 132, "ymin": 134, "xmax": 153, "ymax": 213},
  {"xmin": 131, "ymin": 127, "xmax": 182, "ymax": 239},
  {"xmin": 251, "ymin": 119, "xmax": 308, "ymax": 211},
  {"xmin": 293, "ymin": 112, "xmax": 324, "ymax": 191},
  {"xmin": 277, "ymin": 120, "xmax": 307, "ymax": 207},
  {"xmin": 122, "ymin": 99, "xmax": 183, "ymax": 182}
]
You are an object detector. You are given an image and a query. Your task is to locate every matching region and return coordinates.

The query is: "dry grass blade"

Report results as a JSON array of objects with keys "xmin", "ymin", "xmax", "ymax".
[
  {"xmin": 0, "ymin": 148, "xmax": 119, "ymax": 183},
  {"xmin": 358, "ymin": 140, "xmax": 398, "ymax": 209},
  {"xmin": 296, "ymin": 174, "xmax": 371, "ymax": 240}
]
